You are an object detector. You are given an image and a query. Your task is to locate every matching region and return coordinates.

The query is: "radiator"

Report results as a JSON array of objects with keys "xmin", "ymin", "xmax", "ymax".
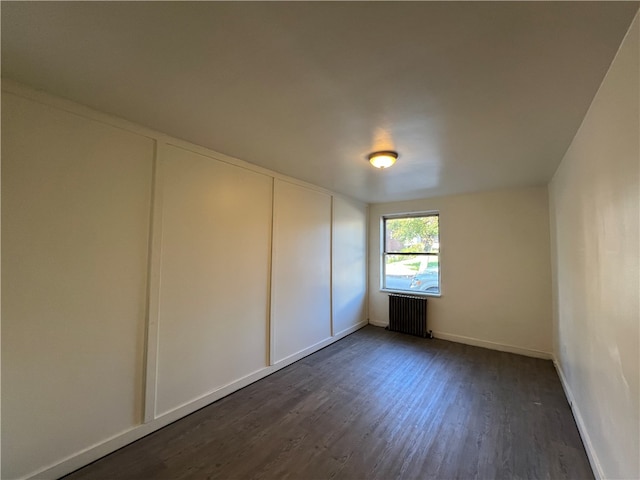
[{"xmin": 388, "ymin": 294, "xmax": 430, "ymax": 338}]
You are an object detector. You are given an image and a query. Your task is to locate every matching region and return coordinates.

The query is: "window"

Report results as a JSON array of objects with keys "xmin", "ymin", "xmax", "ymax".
[{"xmin": 382, "ymin": 213, "xmax": 440, "ymax": 295}]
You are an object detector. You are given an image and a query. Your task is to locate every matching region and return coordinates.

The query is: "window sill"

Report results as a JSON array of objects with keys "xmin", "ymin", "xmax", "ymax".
[{"xmin": 380, "ymin": 288, "xmax": 441, "ymax": 298}]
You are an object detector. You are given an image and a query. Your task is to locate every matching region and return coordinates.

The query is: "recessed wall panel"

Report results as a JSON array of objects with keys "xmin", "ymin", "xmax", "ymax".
[
  {"xmin": 1, "ymin": 93, "xmax": 153, "ymax": 479},
  {"xmin": 271, "ymin": 179, "xmax": 331, "ymax": 363},
  {"xmin": 156, "ymin": 145, "xmax": 272, "ymax": 416}
]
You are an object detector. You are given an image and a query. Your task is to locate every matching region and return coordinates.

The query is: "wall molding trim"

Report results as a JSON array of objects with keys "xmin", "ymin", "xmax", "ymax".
[
  {"xmin": 3, "ymin": 82, "xmax": 370, "ymax": 479},
  {"xmin": 25, "ymin": 322, "xmax": 368, "ymax": 480},
  {"xmin": 553, "ymin": 359, "xmax": 602, "ymax": 480},
  {"xmin": 272, "ymin": 320, "xmax": 368, "ymax": 367},
  {"xmin": 1, "ymin": 80, "xmax": 363, "ymax": 207}
]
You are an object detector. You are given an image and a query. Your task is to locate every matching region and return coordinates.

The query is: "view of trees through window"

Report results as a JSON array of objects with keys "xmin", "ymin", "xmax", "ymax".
[{"xmin": 383, "ymin": 214, "xmax": 440, "ymax": 294}]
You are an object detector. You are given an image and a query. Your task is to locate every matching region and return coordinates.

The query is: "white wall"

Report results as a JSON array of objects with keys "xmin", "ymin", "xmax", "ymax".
[
  {"xmin": 271, "ymin": 180, "xmax": 332, "ymax": 364},
  {"xmin": 549, "ymin": 14, "xmax": 639, "ymax": 480},
  {"xmin": 1, "ymin": 93, "xmax": 154, "ymax": 479},
  {"xmin": 155, "ymin": 145, "xmax": 273, "ymax": 417},
  {"xmin": 332, "ymin": 196, "xmax": 368, "ymax": 335},
  {"xmin": 369, "ymin": 187, "xmax": 553, "ymax": 357},
  {"xmin": 1, "ymin": 83, "xmax": 368, "ymax": 480}
]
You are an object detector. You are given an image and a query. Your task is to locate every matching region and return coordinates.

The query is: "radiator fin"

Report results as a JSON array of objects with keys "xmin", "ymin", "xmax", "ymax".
[{"xmin": 388, "ymin": 294, "xmax": 428, "ymax": 338}]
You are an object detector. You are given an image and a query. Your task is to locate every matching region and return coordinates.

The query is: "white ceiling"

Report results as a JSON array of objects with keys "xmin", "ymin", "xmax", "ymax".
[{"xmin": 2, "ymin": 2, "xmax": 638, "ymax": 204}]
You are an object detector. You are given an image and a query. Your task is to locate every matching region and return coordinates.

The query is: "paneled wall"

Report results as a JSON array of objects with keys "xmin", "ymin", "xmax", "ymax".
[
  {"xmin": 154, "ymin": 145, "xmax": 274, "ymax": 417},
  {"xmin": 1, "ymin": 83, "xmax": 368, "ymax": 480},
  {"xmin": 271, "ymin": 180, "xmax": 332, "ymax": 364},
  {"xmin": 2, "ymin": 93, "xmax": 154, "ymax": 480}
]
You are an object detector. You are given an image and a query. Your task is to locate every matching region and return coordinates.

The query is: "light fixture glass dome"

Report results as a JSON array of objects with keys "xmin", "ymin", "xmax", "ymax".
[{"xmin": 368, "ymin": 151, "xmax": 398, "ymax": 169}]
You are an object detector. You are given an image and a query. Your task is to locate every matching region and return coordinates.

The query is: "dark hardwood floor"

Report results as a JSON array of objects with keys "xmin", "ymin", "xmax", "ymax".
[{"xmin": 64, "ymin": 325, "xmax": 593, "ymax": 480}]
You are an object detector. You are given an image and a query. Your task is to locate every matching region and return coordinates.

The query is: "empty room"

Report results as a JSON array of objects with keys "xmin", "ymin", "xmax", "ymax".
[{"xmin": 1, "ymin": 2, "xmax": 638, "ymax": 479}]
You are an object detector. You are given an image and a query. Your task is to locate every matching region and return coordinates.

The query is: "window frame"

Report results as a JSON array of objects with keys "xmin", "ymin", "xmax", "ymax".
[{"xmin": 380, "ymin": 211, "xmax": 441, "ymax": 297}]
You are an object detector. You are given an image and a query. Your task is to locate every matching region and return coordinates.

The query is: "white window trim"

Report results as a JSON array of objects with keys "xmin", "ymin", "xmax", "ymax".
[{"xmin": 380, "ymin": 211, "xmax": 441, "ymax": 298}]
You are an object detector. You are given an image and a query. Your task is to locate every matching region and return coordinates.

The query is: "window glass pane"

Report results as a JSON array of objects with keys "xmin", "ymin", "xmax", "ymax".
[
  {"xmin": 384, "ymin": 253, "xmax": 422, "ymax": 291},
  {"xmin": 385, "ymin": 216, "xmax": 439, "ymax": 253},
  {"xmin": 384, "ymin": 254, "xmax": 439, "ymax": 294},
  {"xmin": 383, "ymin": 213, "xmax": 440, "ymax": 295},
  {"xmin": 409, "ymin": 255, "xmax": 439, "ymax": 294}
]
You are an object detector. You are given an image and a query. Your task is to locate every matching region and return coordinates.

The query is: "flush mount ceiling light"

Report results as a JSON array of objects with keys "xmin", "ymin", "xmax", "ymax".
[{"xmin": 367, "ymin": 150, "xmax": 398, "ymax": 169}]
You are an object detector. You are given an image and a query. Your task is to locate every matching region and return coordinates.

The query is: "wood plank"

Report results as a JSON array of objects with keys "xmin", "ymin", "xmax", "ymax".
[{"xmin": 64, "ymin": 326, "xmax": 593, "ymax": 480}]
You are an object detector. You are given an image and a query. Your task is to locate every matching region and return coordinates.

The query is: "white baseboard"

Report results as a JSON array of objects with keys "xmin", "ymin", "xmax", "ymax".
[
  {"xmin": 333, "ymin": 320, "xmax": 369, "ymax": 339},
  {"xmin": 368, "ymin": 320, "xmax": 387, "ymax": 328},
  {"xmin": 26, "ymin": 322, "xmax": 368, "ymax": 480},
  {"xmin": 553, "ymin": 359, "xmax": 602, "ymax": 480},
  {"xmin": 272, "ymin": 320, "xmax": 368, "ymax": 367},
  {"xmin": 371, "ymin": 321, "xmax": 552, "ymax": 359},
  {"xmin": 432, "ymin": 331, "xmax": 553, "ymax": 359}
]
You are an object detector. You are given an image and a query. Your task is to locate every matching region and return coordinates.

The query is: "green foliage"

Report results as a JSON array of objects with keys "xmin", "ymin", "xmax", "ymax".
[
  {"xmin": 386, "ymin": 216, "xmax": 438, "ymax": 252},
  {"xmin": 406, "ymin": 261, "xmax": 422, "ymax": 271}
]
